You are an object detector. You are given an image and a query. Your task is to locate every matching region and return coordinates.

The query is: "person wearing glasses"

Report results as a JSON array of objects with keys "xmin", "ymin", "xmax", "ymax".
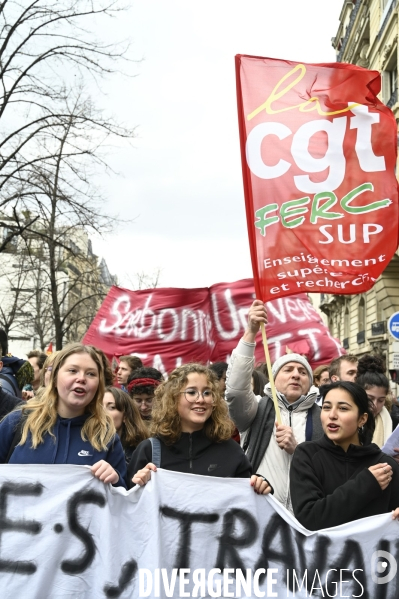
[
  {"xmin": 126, "ymin": 367, "xmax": 163, "ymax": 423},
  {"xmin": 127, "ymin": 363, "xmax": 272, "ymax": 495}
]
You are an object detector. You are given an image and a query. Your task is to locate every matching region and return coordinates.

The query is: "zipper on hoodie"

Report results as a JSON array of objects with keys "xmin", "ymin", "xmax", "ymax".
[
  {"xmin": 63, "ymin": 420, "xmax": 71, "ymax": 464},
  {"xmin": 288, "ymin": 405, "xmax": 293, "ymax": 427},
  {"xmin": 189, "ymin": 435, "xmax": 193, "ymax": 470}
]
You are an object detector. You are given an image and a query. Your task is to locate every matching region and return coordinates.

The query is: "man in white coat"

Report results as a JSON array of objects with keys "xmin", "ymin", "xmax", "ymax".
[{"xmin": 225, "ymin": 299, "xmax": 323, "ymax": 512}]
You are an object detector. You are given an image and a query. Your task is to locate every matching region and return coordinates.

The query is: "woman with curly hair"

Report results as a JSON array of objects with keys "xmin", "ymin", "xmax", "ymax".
[
  {"xmin": 128, "ymin": 363, "xmax": 272, "ymax": 495},
  {"xmin": 356, "ymin": 354, "xmax": 392, "ymax": 447},
  {"xmin": 0, "ymin": 343, "xmax": 127, "ymax": 488},
  {"xmin": 103, "ymin": 387, "xmax": 149, "ymax": 464}
]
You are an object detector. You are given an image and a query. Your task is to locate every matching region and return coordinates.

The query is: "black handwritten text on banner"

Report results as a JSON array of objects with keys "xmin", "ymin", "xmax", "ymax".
[{"xmin": 0, "ymin": 465, "xmax": 398, "ymax": 598}]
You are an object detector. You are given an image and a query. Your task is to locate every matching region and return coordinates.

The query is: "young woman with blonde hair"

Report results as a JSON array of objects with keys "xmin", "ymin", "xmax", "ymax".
[
  {"xmin": 128, "ymin": 363, "xmax": 272, "ymax": 495},
  {"xmin": 0, "ymin": 343, "xmax": 127, "ymax": 487}
]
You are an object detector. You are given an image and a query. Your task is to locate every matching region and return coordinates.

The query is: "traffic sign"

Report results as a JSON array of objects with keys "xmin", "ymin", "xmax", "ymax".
[
  {"xmin": 394, "ymin": 353, "xmax": 399, "ymax": 369},
  {"xmin": 388, "ymin": 312, "xmax": 399, "ymax": 340}
]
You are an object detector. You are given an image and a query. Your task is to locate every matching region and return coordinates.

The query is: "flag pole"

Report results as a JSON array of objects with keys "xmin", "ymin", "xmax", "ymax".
[
  {"xmin": 260, "ymin": 320, "xmax": 282, "ymax": 425},
  {"xmin": 235, "ymin": 57, "xmax": 282, "ymax": 426}
]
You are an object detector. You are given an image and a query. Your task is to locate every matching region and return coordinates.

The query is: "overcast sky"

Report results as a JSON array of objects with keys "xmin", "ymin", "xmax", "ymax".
[{"xmin": 92, "ymin": 0, "xmax": 345, "ymax": 290}]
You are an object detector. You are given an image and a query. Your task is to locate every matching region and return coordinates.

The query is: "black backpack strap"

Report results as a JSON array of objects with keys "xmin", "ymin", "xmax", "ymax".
[
  {"xmin": 5, "ymin": 414, "xmax": 26, "ymax": 464},
  {"xmin": 0, "ymin": 372, "xmax": 19, "ymax": 396},
  {"xmin": 243, "ymin": 426, "xmax": 252, "ymax": 453},
  {"xmin": 150, "ymin": 437, "xmax": 162, "ymax": 468},
  {"xmin": 305, "ymin": 406, "xmax": 313, "ymax": 441}
]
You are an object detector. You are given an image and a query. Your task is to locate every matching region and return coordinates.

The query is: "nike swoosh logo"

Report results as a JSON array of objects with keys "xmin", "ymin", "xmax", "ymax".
[
  {"xmin": 78, "ymin": 450, "xmax": 93, "ymax": 457},
  {"xmin": 208, "ymin": 464, "xmax": 218, "ymax": 472}
]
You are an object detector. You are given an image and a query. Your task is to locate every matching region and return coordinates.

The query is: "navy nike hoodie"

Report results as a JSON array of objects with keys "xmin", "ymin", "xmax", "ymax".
[{"xmin": 0, "ymin": 410, "xmax": 127, "ymax": 488}]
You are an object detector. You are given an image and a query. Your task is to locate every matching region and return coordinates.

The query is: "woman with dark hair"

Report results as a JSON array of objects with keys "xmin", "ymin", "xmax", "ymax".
[
  {"xmin": 103, "ymin": 387, "xmax": 148, "ymax": 464},
  {"xmin": 128, "ymin": 363, "xmax": 273, "ymax": 496},
  {"xmin": 290, "ymin": 381, "xmax": 399, "ymax": 530},
  {"xmin": 356, "ymin": 354, "xmax": 392, "ymax": 447}
]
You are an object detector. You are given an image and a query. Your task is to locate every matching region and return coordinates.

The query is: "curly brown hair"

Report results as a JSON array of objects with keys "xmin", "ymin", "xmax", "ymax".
[{"xmin": 149, "ymin": 363, "xmax": 234, "ymax": 444}]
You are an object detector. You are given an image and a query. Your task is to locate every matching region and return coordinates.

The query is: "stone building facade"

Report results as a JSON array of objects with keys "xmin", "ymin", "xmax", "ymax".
[
  {"xmin": 0, "ymin": 215, "xmax": 116, "ymax": 356},
  {"xmin": 322, "ymin": 0, "xmax": 399, "ymax": 369}
]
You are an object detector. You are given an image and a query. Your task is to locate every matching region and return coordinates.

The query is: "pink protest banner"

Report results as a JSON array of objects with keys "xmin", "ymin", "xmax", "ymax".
[
  {"xmin": 83, "ymin": 280, "xmax": 343, "ymax": 374},
  {"xmin": 235, "ymin": 55, "xmax": 399, "ymax": 302}
]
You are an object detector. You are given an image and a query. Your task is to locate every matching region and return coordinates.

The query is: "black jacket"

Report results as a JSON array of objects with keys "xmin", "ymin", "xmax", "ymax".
[
  {"xmin": 127, "ymin": 429, "xmax": 252, "ymax": 488},
  {"xmin": 290, "ymin": 435, "xmax": 399, "ymax": 531}
]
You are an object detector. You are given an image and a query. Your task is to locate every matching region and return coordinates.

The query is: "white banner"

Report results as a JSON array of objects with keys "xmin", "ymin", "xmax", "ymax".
[{"xmin": 0, "ymin": 465, "xmax": 398, "ymax": 598}]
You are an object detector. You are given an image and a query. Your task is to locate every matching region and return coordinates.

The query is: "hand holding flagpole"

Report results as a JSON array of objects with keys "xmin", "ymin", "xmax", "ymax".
[{"xmin": 243, "ymin": 300, "xmax": 282, "ymax": 424}]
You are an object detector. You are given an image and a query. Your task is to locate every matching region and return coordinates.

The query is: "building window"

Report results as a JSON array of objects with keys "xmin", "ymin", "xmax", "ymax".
[
  {"xmin": 381, "ymin": 0, "xmax": 394, "ymax": 11},
  {"xmin": 382, "ymin": 66, "xmax": 398, "ymax": 105},
  {"xmin": 344, "ymin": 305, "xmax": 350, "ymax": 339},
  {"xmin": 358, "ymin": 296, "xmax": 366, "ymax": 333},
  {"xmin": 375, "ymin": 290, "xmax": 383, "ymax": 322},
  {"xmin": 328, "ymin": 317, "xmax": 334, "ymax": 335}
]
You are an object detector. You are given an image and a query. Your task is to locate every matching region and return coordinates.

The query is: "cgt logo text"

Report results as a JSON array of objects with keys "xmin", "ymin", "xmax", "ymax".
[{"xmin": 138, "ymin": 566, "xmax": 373, "ymax": 597}]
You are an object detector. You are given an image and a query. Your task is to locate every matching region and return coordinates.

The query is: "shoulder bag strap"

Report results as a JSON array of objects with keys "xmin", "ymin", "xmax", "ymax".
[
  {"xmin": 150, "ymin": 437, "xmax": 162, "ymax": 468},
  {"xmin": 5, "ymin": 414, "xmax": 26, "ymax": 464}
]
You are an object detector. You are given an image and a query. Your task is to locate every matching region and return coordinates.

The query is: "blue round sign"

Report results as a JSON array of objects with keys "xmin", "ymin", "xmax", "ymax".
[{"xmin": 388, "ymin": 312, "xmax": 399, "ymax": 340}]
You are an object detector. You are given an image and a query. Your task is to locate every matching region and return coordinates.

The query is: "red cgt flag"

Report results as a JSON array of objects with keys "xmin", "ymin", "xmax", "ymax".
[{"xmin": 235, "ymin": 55, "xmax": 399, "ymax": 303}]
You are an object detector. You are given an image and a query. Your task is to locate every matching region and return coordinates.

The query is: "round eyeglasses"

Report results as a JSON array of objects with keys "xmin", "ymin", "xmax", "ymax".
[
  {"xmin": 133, "ymin": 397, "xmax": 154, "ymax": 406},
  {"xmin": 180, "ymin": 389, "xmax": 214, "ymax": 403}
]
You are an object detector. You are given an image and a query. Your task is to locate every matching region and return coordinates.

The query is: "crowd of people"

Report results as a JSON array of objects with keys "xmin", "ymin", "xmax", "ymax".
[{"xmin": 0, "ymin": 302, "xmax": 398, "ymax": 530}]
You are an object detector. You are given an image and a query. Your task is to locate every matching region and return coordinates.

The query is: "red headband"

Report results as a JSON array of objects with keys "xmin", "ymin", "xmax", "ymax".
[{"xmin": 127, "ymin": 378, "xmax": 161, "ymax": 393}]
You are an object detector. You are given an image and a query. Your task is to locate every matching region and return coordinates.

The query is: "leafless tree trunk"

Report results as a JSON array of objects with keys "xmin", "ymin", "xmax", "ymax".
[
  {"xmin": 126, "ymin": 268, "xmax": 162, "ymax": 290},
  {"xmin": 0, "ymin": 1, "xmax": 139, "ymax": 349},
  {"xmin": 0, "ymin": 0, "xmax": 136, "ymax": 246}
]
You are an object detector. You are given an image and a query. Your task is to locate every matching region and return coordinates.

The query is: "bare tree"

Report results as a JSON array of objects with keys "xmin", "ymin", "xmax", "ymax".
[
  {"xmin": 0, "ymin": 0, "xmax": 135, "ymax": 244},
  {"xmin": 17, "ymin": 89, "xmax": 127, "ymax": 348},
  {"xmin": 0, "ymin": 213, "xmax": 113, "ymax": 350},
  {"xmin": 0, "ymin": 1, "xmax": 138, "ymax": 349},
  {"xmin": 0, "ymin": 232, "xmax": 54, "ymax": 348},
  {"xmin": 126, "ymin": 268, "xmax": 162, "ymax": 291},
  {"xmin": 0, "ymin": 244, "xmax": 35, "ymax": 339}
]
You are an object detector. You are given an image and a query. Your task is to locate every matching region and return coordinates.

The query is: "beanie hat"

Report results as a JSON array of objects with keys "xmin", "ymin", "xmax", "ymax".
[{"xmin": 272, "ymin": 353, "xmax": 313, "ymax": 384}]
